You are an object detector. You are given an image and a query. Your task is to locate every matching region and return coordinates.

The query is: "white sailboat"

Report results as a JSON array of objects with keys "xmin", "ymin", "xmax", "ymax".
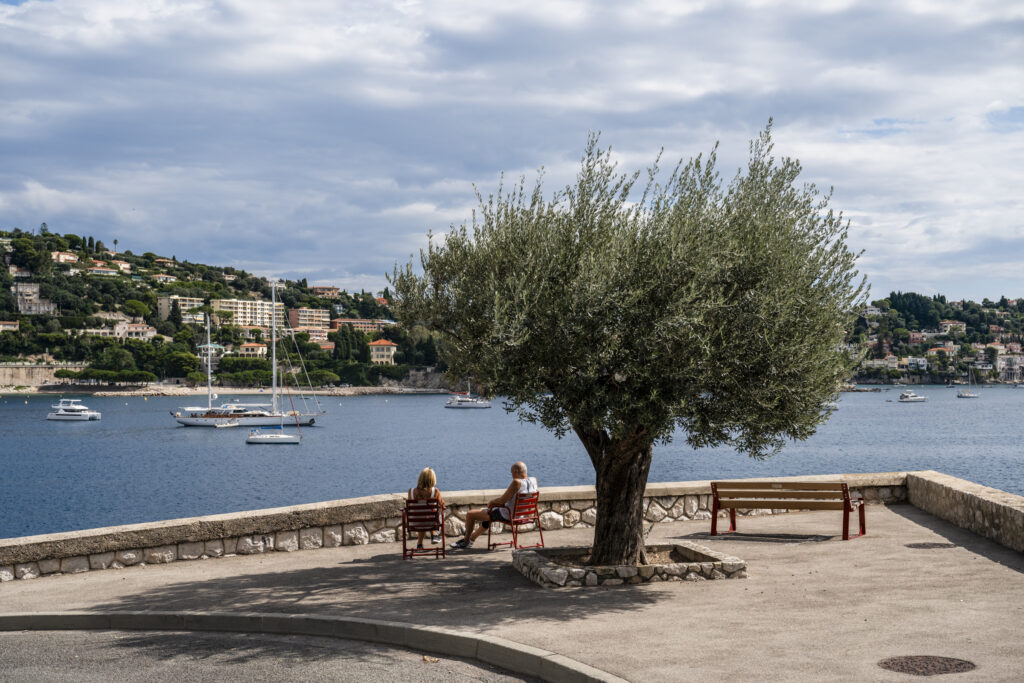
[
  {"xmin": 445, "ymin": 381, "xmax": 491, "ymax": 409},
  {"xmin": 173, "ymin": 283, "xmax": 325, "ymax": 427},
  {"xmin": 957, "ymin": 367, "xmax": 979, "ymax": 399}
]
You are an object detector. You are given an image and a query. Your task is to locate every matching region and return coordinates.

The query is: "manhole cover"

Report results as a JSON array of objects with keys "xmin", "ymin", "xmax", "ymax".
[
  {"xmin": 905, "ymin": 542, "xmax": 957, "ymax": 549},
  {"xmin": 878, "ymin": 656, "xmax": 976, "ymax": 676}
]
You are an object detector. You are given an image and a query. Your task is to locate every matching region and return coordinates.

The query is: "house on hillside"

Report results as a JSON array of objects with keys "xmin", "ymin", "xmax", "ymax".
[
  {"xmin": 368, "ymin": 338, "xmax": 398, "ymax": 365},
  {"xmin": 50, "ymin": 251, "xmax": 79, "ymax": 264},
  {"xmin": 939, "ymin": 320, "xmax": 967, "ymax": 334}
]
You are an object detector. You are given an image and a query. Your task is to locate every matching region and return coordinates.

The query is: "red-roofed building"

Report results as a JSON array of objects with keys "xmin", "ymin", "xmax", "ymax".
[
  {"xmin": 236, "ymin": 342, "xmax": 267, "ymax": 358},
  {"xmin": 368, "ymin": 338, "xmax": 398, "ymax": 365}
]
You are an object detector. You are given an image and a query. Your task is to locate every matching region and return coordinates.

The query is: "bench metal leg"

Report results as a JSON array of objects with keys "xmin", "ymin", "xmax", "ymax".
[{"xmin": 842, "ymin": 504, "xmax": 867, "ymax": 540}]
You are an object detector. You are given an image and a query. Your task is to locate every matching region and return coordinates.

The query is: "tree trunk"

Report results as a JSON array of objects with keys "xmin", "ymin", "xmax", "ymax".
[{"xmin": 575, "ymin": 426, "xmax": 654, "ymax": 566}]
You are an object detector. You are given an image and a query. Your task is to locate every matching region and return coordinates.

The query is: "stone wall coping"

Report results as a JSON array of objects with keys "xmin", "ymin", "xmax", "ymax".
[
  {"xmin": 908, "ymin": 470, "xmax": 1024, "ymax": 511},
  {"xmin": 0, "ymin": 473, "xmax": 908, "ymax": 566}
]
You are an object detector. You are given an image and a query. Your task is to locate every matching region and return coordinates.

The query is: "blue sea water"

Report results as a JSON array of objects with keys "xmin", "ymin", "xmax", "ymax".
[{"xmin": 1, "ymin": 386, "xmax": 1022, "ymax": 538}]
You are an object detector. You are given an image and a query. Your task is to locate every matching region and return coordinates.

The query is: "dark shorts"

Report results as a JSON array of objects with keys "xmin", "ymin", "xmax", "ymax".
[{"xmin": 489, "ymin": 507, "xmax": 511, "ymax": 522}]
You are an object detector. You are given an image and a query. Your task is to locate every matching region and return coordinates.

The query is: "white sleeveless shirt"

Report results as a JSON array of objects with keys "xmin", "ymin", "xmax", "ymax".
[{"xmin": 504, "ymin": 476, "xmax": 538, "ymax": 516}]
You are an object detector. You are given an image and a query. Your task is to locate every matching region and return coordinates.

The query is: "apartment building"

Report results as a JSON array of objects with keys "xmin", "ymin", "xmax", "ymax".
[
  {"xmin": 293, "ymin": 327, "xmax": 329, "ymax": 342},
  {"xmin": 157, "ymin": 295, "xmax": 205, "ymax": 324},
  {"xmin": 10, "ymin": 282, "xmax": 56, "ymax": 315},
  {"xmin": 287, "ymin": 307, "xmax": 331, "ymax": 329},
  {"xmin": 330, "ymin": 318, "xmax": 394, "ymax": 333},
  {"xmin": 210, "ymin": 298, "xmax": 284, "ymax": 327}
]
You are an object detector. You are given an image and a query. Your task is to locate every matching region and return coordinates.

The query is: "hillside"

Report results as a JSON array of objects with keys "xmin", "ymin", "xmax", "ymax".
[
  {"xmin": 850, "ymin": 292, "xmax": 1024, "ymax": 382},
  {"xmin": 0, "ymin": 227, "xmax": 440, "ymax": 387}
]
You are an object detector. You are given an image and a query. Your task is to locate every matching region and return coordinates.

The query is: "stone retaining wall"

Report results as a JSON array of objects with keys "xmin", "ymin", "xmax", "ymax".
[
  {"xmin": 906, "ymin": 470, "xmax": 1024, "ymax": 553},
  {"xmin": 513, "ymin": 541, "xmax": 747, "ymax": 588},
  {"xmin": 0, "ymin": 473, "xmax": 909, "ymax": 582}
]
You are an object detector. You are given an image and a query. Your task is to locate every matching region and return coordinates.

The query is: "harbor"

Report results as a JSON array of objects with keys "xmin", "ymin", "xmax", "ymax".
[{"xmin": 2, "ymin": 386, "xmax": 1023, "ymax": 539}]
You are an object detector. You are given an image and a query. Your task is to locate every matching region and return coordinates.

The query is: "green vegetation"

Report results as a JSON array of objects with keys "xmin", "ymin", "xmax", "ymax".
[{"xmin": 391, "ymin": 125, "xmax": 866, "ymax": 565}]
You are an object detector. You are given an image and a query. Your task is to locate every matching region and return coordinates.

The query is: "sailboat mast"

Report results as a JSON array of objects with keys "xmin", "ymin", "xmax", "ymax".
[
  {"xmin": 205, "ymin": 313, "xmax": 212, "ymax": 410},
  {"xmin": 271, "ymin": 281, "xmax": 278, "ymax": 414}
]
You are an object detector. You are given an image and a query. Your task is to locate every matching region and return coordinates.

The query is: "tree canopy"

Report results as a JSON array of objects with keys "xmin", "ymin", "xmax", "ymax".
[{"xmin": 391, "ymin": 124, "xmax": 867, "ymax": 564}]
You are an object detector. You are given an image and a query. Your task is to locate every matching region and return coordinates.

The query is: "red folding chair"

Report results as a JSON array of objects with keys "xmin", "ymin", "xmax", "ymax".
[
  {"xmin": 488, "ymin": 492, "xmax": 544, "ymax": 550},
  {"xmin": 402, "ymin": 498, "xmax": 446, "ymax": 559}
]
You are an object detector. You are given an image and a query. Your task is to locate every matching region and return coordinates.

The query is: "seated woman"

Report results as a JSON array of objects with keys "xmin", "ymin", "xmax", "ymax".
[{"xmin": 409, "ymin": 467, "xmax": 445, "ymax": 549}]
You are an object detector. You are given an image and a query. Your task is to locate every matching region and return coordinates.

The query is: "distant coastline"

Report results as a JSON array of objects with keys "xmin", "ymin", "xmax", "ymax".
[{"xmin": 0, "ymin": 384, "xmax": 448, "ymax": 397}]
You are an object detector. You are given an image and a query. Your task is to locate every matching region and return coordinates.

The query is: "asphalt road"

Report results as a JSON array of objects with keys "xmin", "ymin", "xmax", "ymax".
[{"xmin": 0, "ymin": 630, "xmax": 537, "ymax": 682}]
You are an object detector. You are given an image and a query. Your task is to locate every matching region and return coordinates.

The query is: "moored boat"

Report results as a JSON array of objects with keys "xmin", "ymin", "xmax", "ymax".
[
  {"xmin": 444, "ymin": 380, "xmax": 491, "ymax": 409},
  {"xmin": 246, "ymin": 426, "xmax": 301, "ymax": 444},
  {"xmin": 46, "ymin": 398, "xmax": 101, "ymax": 421},
  {"xmin": 898, "ymin": 390, "xmax": 927, "ymax": 403},
  {"xmin": 173, "ymin": 285, "xmax": 325, "ymax": 427}
]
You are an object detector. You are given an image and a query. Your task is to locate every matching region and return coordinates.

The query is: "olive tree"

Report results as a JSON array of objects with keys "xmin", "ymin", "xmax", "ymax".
[{"xmin": 390, "ymin": 125, "xmax": 866, "ymax": 566}]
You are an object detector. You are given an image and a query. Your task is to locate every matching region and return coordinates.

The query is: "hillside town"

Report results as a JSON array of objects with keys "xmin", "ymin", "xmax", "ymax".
[
  {"xmin": 851, "ymin": 292, "xmax": 1024, "ymax": 383},
  {"xmin": 1, "ymin": 228, "xmax": 439, "ymax": 390},
  {"xmin": 4, "ymin": 228, "xmax": 1024, "ymax": 389}
]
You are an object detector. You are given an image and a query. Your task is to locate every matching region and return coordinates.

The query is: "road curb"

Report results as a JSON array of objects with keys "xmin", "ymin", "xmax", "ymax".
[{"xmin": 0, "ymin": 611, "xmax": 627, "ymax": 683}]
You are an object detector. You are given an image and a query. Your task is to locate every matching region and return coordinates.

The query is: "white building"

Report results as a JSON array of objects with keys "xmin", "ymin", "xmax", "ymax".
[
  {"xmin": 210, "ymin": 298, "xmax": 284, "ymax": 328},
  {"xmin": 157, "ymin": 295, "xmax": 205, "ymax": 324},
  {"xmin": 10, "ymin": 282, "xmax": 56, "ymax": 315},
  {"xmin": 81, "ymin": 322, "xmax": 157, "ymax": 340}
]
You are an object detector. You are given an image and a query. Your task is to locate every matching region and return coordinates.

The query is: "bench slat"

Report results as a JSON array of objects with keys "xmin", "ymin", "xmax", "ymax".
[
  {"xmin": 715, "ymin": 490, "xmax": 845, "ymax": 500},
  {"xmin": 716, "ymin": 499, "xmax": 848, "ymax": 511},
  {"xmin": 712, "ymin": 481, "xmax": 846, "ymax": 491}
]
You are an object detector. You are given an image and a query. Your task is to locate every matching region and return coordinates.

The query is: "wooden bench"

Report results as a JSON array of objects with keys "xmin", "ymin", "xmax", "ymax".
[{"xmin": 710, "ymin": 481, "xmax": 866, "ymax": 540}]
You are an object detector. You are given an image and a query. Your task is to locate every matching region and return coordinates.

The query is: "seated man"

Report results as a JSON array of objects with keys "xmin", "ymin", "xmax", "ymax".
[{"xmin": 451, "ymin": 461, "xmax": 538, "ymax": 549}]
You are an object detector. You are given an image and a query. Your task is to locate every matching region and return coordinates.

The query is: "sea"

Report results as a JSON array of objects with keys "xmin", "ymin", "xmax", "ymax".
[{"xmin": 1, "ymin": 386, "xmax": 1022, "ymax": 539}]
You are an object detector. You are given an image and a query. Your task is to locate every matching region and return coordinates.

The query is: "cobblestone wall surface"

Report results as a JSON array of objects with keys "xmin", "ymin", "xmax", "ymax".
[
  {"xmin": 0, "ymin": 474, "xmax": 908, "ymax": 582},
  {"xmin": 907, "ymin": 470, "xmax": 1024, "ymax": 553}
]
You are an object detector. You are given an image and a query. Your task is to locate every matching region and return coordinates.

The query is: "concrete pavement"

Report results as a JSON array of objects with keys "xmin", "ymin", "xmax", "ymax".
[{"xmin": 2, "ymin": 504, "xmax": 1022, "ymax": 681}]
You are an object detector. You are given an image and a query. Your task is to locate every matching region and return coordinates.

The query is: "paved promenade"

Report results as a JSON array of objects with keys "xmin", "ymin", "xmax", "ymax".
[{"xmin": 2, "ymin": 504, "xmax": 1022, "ymax": 681}]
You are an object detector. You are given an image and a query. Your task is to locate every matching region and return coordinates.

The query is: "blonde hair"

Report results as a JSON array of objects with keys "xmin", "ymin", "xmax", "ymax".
[{"xmin": 416, "ymin": 467, "xmax": 437, "ymax": 491}]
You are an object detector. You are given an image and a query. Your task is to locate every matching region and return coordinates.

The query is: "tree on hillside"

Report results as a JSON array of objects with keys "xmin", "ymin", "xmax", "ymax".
[{"xmin": 391, "ymin": 125, "xmax": 866, "ymax": 566}]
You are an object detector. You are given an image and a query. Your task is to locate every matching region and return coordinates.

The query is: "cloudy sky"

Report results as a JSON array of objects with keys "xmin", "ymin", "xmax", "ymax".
[{"xmin": 1, "ymin": 1, "xmax": 1022, "ymax": 301}]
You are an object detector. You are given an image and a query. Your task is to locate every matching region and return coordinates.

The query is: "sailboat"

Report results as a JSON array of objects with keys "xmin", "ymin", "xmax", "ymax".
[
  {"xmin": 445, "ymin": 381, "xmax": 492, "ymax": 409},
  {"xmin": 957, "ymin": 367, "xmax": 980, "ymax": 399},
  {"xmin": 172, "ymin": 283, "xmax": 326, "ymax": 427}
]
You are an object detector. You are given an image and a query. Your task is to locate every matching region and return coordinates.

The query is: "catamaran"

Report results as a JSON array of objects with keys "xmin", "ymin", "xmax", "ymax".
[
  {"xmin": 444, "ymin": 381, "xmax": 491, "ymax": 409},
  {"xmin": 47, "ymin": 398, "xmax": 101, "ymax": 421},
  {"xmin": 172, "ymin": 283, "xmax": 326, "ymax": 427}
]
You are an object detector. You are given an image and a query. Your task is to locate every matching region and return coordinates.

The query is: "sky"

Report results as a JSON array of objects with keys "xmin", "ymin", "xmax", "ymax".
[{"xmin": 1, "ymin": 1, "xmax": 1022, "ymax": 302}]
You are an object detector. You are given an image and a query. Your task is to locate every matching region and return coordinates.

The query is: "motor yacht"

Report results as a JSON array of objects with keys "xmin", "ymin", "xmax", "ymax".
[{"xmin": 47, "ymin": 398, "xmax": 101, "ymax": 421}]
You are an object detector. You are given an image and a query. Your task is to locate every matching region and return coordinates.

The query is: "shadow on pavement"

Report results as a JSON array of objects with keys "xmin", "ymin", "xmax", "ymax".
[
  {"xmin": 106, "ymin": 630, "xmax": 353, "ymax": 665},
  {"xmin": 680, "ymin": 531, "xmax": 833, "ymax": 544},
  {"xmin": 886, "ymin": 504, "xmax": 1024, "ymax": 574},
  {"xmin": 86, "ymin": 549, "xmax": 663, "ymax": 628}
]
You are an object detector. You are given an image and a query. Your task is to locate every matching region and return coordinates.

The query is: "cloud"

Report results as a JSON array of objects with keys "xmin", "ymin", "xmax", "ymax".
[{"xmin": 0, "ymin": 1, "xmax": 1022, "ymax": 300}]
